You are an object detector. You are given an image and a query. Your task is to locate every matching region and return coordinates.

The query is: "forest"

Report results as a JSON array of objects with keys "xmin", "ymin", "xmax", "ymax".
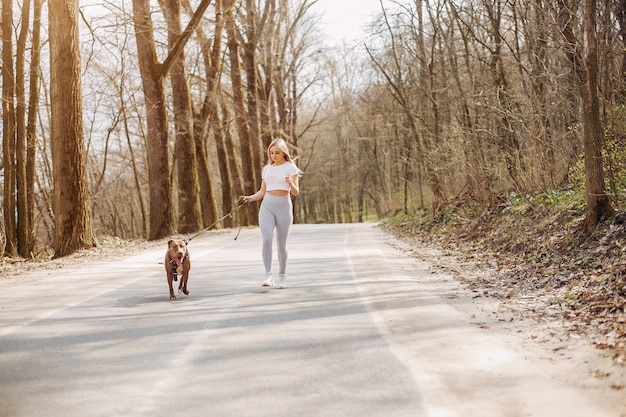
[{"xmin": 1, "ymin": 0, "xmax": 625, "ymax": 260}]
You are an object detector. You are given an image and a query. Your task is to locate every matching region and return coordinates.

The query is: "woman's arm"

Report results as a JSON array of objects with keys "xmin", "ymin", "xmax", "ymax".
[
  {"xmin": 243, "ymin": 181, "xmax": 267, "ymax": 203},
  {"xmin": 286, "ymin": 174, "xmax": 299, "ymax": 196}
]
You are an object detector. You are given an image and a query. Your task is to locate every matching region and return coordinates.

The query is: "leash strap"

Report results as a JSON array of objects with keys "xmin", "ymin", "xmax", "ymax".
[
  {"xmin": 187, "ymin": 200, "xmax": 247, "ymax": 242},
  {"xmin": 159, "ymin": 200, "xmax": 247, "ymax": 266}
]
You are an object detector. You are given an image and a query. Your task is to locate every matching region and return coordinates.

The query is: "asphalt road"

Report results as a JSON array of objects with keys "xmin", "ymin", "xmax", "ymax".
[{"xmin": 0, "ymin": 223, "xmax": 622, "ymax": 417}]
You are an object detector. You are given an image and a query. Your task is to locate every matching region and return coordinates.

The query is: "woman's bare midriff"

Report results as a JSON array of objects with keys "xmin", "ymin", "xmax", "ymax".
[{"xmin": 268, "ymin": 190, "xmax": 289, "ymax": 196}]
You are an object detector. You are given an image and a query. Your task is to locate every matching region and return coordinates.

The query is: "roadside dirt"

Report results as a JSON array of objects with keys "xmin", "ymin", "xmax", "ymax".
[
  {"xmin": 382, "ymin": 209, "xmax": 626, "ymax": 363},
  {"xmin": 0, "ymin": 237, "xmax": 165, "ymax": 287},
  {"xmin": 381, "ymin": 207, "xmax": 626, "ymax": 407}
]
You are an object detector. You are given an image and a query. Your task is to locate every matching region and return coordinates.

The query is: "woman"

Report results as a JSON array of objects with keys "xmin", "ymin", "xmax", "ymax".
[{"xmin": 242, "ymin": 138, "xmax": 302, "ymax": 288}]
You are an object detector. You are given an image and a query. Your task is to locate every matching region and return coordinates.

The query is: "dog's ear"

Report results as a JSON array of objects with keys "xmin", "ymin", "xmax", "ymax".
[
  {"xmin": 183, "ymin": 240, "xmax": 189, "ymax": 245},
  {"xmin": 168, "ymin": 239, "xmax": 173, "ymax": 245}
]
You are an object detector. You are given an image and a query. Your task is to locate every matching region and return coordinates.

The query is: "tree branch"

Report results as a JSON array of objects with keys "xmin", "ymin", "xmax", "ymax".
[{"xmin": 161, "ymin": 0, "xmax": 213, "ymax": 77}]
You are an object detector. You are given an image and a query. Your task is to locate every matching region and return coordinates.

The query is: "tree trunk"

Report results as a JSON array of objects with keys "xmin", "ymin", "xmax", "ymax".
[
  {"xmin": 225, "ymin": 0, "xmax": 256, "ymax": 224},
  {"xmin": 581, "ymin": 0, "xmax": 614, "ymax": 230},
  {"xmin": 183, "ymin": 0, "xmax": 225, "ymax": 228},
  {"xmin": 16, "ymin": 0, "xmax": 31, "ymax": 257},
  {"xmin": 133, "ymin": 0, "xmax": 212, "ymax": 239},
  {"xmin": 122, "ymin": 104, "xmax": 148, "ymax": 238},
  {"xmin": 259, "ymin": 0, "xmax": 276, "ymax": 146},
  {"xmin": 162, "ymin": 0, "xmax": 202, "ymax": 234},
  {"xmin": 212, "ymin": 108, "xmax": 234, "ymax": 227},
  {"xmin": 2, "ymin": 0, "xmax": 17, "ymax": 257},
  {"xmin": 617, "ymin": 0, "xmax": 626, "ymax": 95},
  {"xmin": 219, "ymin": 98, "xmax": 245, "ymax": 207},
  {"xmin": 449, "ymin": 1, "xmax": 490, "ymax": 205},
  {"xmin": 49, "ymin": 0, "xmax": 97, "ymax": 257},
  {"xmin": 26, "ymin": 0, "xmax": 43, "ymax": 256},
  {"xmin": 483, "ymin": 0, "xmax": 524, "ymax": 186},
  {"xmin": 243, "ymin": 0, "xmax": 266, "ymax": 186},
  {"xmin": 132, "ymin": 0, "xmax": 174, "ymax": 240}
]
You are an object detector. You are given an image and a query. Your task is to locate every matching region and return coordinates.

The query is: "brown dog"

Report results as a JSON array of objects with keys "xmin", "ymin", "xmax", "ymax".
[{"xmin": 165, "ymin": 239, "xmax": 191, "ymax": 300}]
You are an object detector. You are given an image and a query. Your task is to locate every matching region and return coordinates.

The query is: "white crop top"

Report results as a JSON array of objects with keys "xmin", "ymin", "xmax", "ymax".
[{"xmin": 262, "ymin": 162, "xmax": 299, "ymax": 192}]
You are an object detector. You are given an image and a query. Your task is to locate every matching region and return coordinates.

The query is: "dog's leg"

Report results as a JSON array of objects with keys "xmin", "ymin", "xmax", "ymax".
[
  {"xmin": 166, "ymin": 269, "xmax": 176, "ymax": 300},
  {"xmin": 179, "ymin": 270, "xmax": 189, "ymax": 296},
  {"xmin": 177, "ymin": 265, "xmax": 184, "ymax": 294}
]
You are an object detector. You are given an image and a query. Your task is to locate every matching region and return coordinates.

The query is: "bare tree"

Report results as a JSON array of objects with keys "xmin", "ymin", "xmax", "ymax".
[
  {"xmin": 49, "ymin": 0, "xmax": 97, "ymax": 256},
  {"xmin": 16, "ymin": 0, "xmax": 32, "ymax": 257},
  {"xmin": 26, "ymin": 0, "xmax": 43, "ymax": 255},
  {"xmin": 183, "ymin": 0, "xmax": 226, "ymax": 228},
  {"xmin": 132, "ymin": 0, "xmax": 213, "ymax": 239},
  {"xmin": 161, "ymin": 0, "xmax": 203, "ymax": 233},
  {"xmin": 581, "ymin": 0, "xmax": 614, "ymax": 230},
  {"xmin": 446, "ymin": 0, "xmax": 496, "ymax": 206},
  {"xmin": 615, "ymin": 0, "xmax": 626, "ymax": 95},
  {"xmin": 225, "ymin": 0, "xmax": 256, "ymax": 224},
  {"xmin": 132, "ymin": 0, "xmax": 174, "ymax": 240},
  {"xmin": 366, "ymin": 1, "xmax": 447, "ymax": 215},
  {"xmin": 483, "ymin": 0, "xmax": 525, "ymax": 186},
  {"xmin": 2, "ymin": 0, "xmax": 17, "ymax": 257}
]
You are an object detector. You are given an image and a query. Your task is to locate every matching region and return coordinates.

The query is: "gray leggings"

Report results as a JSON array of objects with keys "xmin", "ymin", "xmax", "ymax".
[{"xmin": 259, "ymin": 194, "xmax": 293, "ymax": 274}]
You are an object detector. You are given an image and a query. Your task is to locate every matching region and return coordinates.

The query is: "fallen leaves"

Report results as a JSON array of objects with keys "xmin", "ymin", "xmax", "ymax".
[{"xmin": 383, "ymin": 207, "xmax": 626, "ymax": 366}]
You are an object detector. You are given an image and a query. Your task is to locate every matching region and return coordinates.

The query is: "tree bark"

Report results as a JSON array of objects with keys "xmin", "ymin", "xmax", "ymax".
[
  {"xmin": 16, "ymin": 0, "xmax": 31, "ymax": 257},
  {"xmin": 448, "ymin": 0, "xmax": 494, "ymax": 206},
  {"xmin": 183, "ymin": 0, "xmax": 225, "ymax": 228},
  {"xmin": 49, "ymin": 0, "xmax": 97, "ymax": 257},
  {"xmin": 162, "ymin": 0, "xmax": 203, "ymax": 234},
  {"xmin": 219, "ymin": 98, "xmax": 245, "ymax": 206},
  {"xmin": 26, "ymin": 0, "xmax": 43, "ymax": 256},
  {"xmin": 483, "ymin": 0, "xmax": 524, "ymax": 186},
  {"xmin": 132, "ymin": 0, "xmax": 174, "ymax": 240},
  {"xmin": 2, "ymin": 0, "xmax": 17, "ymax": 256},
  {"xmin": 616, "ymin": 0, "xmax": 626, "ymax": 95},
  {"xmin": 243, "ymin": 0, "xmax": 269, "ymax": 185},
  {"xmin": 133, "ymin": 0, "xmax": 212, "ymax": 239},
  {"xmin": 225, "ymin": 0, "xmax": 256, "ymax": 224},
  {"xmin": 212, "ymin": 108, "xmax": 234, "ymax": 227},
  {"xmin": 581, "ymin": 0, "xmax": 614, "ymax": 230}
]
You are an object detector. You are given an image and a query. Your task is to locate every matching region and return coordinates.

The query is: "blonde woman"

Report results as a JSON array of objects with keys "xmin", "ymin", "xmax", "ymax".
[{"xmin": 242, "ymin": 138, "xmax": 302, "ymax": 288}]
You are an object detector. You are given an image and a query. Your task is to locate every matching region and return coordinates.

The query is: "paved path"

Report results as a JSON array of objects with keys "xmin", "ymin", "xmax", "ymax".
[{"xmin": 0, "ymin": 223, "xmax": 623, "ymax": 417}]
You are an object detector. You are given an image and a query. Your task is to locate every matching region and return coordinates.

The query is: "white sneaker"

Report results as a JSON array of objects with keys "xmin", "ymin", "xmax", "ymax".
[
  {"xmin": 278, "ymin": 274, "xmax": 287, "ymax": 289},
  {"xmin": 262, "ymin": 273, "xmax": 274, "ymax": 287}
]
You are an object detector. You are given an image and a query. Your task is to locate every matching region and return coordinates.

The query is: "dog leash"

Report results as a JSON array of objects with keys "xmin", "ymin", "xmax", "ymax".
[
  {"xmin": 187, "ymin": 196, "xmax": 248, "ymax": 242},
  {"xmin": 159, "ymin": 198, "xmax": 247, "ymax": 268}
]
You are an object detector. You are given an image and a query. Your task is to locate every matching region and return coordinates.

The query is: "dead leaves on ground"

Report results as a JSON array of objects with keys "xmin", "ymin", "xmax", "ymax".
[{"xmin": 383, "ymin": 208, "xmax": 626, "ymax": 366}]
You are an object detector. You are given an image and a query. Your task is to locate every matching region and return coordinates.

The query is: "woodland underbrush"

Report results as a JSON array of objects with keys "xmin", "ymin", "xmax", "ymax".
[{"xmin": 382, "ymin": 190, "xmax": 626, "ymax": 365}]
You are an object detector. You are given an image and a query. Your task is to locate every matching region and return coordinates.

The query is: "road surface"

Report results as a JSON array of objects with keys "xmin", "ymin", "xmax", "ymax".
[{"xmin": 0, "ymin": 223, "xmax": 624, "ymax": 417}]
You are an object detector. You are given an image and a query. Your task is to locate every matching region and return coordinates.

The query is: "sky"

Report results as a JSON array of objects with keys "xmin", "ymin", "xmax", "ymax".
[{"xmin": 312, "ymin": 0, "xmax": 383, "ymax": 45}]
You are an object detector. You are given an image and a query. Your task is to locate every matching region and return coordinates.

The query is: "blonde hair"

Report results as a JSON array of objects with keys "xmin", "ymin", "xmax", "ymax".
[
  {"xmin": 266, "ymin": 137, "xmax": 303, "ymax": 175},
  {"xmin": 267, "ymin": 138, "xmax": 293, "ymax": 163}
]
